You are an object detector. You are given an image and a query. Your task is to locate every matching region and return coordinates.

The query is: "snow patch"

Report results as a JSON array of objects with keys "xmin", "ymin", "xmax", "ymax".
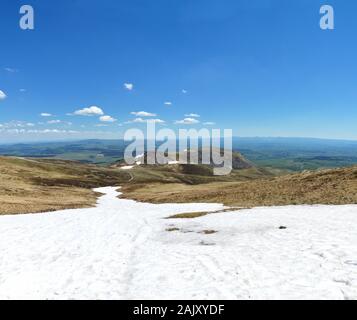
[
  {"xmin": 1, "ymin": 187, "xmax": 357, "ymax": 300},
  {"xmin": 120, "ymin": 166, "xmax": 134, "ymax": 170}
]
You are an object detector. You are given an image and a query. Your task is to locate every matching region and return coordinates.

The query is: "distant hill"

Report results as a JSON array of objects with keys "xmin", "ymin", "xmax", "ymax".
[
  {"xmin": 113, "ymin": 148, "xmax": 254, "ymax": 170},
  {"xmin": 1, "ymin": 137, "xmax": 357, "ymax": 171},
  {"xmin": 0, "ymin": 140, "xmax": 127, "ymax": 165},
  {"xmin": 233, "ymin": 137, "xmax": 357, "ymax": 171}
]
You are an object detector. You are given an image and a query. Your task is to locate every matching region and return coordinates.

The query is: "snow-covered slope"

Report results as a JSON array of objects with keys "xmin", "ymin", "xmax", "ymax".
[{"xmin": 0, "ymin": 187, "xmax": 357, "ymax": 300}]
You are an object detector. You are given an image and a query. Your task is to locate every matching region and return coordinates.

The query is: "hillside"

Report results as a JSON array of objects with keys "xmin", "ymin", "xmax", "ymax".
[
  {"xmin": 0, "ymin": 157, "xmax": 131, "ymax": 215},
  {"xmin": 0, "ymin": 155, "xmax": 269, "ymax": 215},
  {"xmin": 2, "ymin": 155, "xmax": 357, "ymax": 215},
  {"xmin": 122, "ymin": 166, "xmax": 357, "ymax": 207},
  {"xmin": 113, "ymin": 149, "xmax": 254, "ymax": 169}
]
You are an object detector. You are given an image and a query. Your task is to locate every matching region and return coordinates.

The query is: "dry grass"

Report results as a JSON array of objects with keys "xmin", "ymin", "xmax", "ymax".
[
  {"xmin": 0, "ymin": 157, "xmax": 130, "ymax": 215},
  {"xmin": 0, "ymin": 187, "xmax": 100, "ymax": 215},
  {"xmin": 116, "ymin": 165, "xmax": 271, "ymax": 185},
  {"xmin": 0, "ymin": 155, "xmax": 269, "ymax": 215},
  {"xmin": 167, "ymin": 211, "xmax": 210, "ymax": 219},
  {"xmin": 166, "ymin": 207, "xmax": 246, "ymax": 219},
  {"xmin": 200, "ymin": 230, "xmax": 218, "ymax": 235},
  {"xmin": 3, "ymin": 155, "xmax": 357, "ymax": 215},
  {"xmin": 166, "ymin": 227, "xmax": 180, "ymax": 232},
  {"xmin": 122, "ymin": 166, "xmax": 357, "ymax": 207}
]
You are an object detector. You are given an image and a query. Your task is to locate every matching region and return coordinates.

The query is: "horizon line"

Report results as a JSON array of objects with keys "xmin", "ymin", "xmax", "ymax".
[{"xmin": 2, "ymin": 135, "xmax": 357, "ymax": 146}]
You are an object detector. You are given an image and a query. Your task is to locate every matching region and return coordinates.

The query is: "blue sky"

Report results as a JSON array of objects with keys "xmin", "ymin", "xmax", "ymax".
[{"xmin": 1, "ymin": 0, "xmax": 357, "ymax": 142}]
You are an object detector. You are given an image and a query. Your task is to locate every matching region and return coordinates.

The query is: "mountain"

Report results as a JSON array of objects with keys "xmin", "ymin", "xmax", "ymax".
[{"xmin": 113, "ymin": 149, "xmax": 254, "ymax": 170}]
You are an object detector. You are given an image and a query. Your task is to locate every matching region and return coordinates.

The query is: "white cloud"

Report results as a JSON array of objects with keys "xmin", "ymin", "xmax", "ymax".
[
  {"xmin": 40, "ymin": 113, "xmax": 53, "ymax": 117},
  {"xmin": 47, "ymin": 120, "xmax": 62, "ymax": 124},
  {"xmin": 4, "ymin": 68, "xmax": 18, "ymax": 73},
  {"xmin": 175, "ymin": 118, "xmax": 200, "ymax": 125},
  {"xmin": 1, "ymin": 121, "xmax": 35, "ymax": 128},
  {"xmin": 130, "ymin": 111, "xmax": 157, "ymax": 117},
  {"xmin": 184, "ymin": 113, "xmax": 200, "ymax": 118},
  {"xmin": 29, "ymin": 129, "xmax": 78, "ymax": 134},
  {"xmin": 203, "ymin": 122, "xmax": 216, "ymax": 126},
  {"xmin": 1, "ymin": 129, "xmax": 26, "ymax": 134},
  {"xmin": 0, "ymin": 90, "xmax": 7, "ymax": 100},
  {"xmin": 164, "ymin": 101, "xmax": 172, "ymax": 106},
  {"xmin": 100, "ymin": 115, "xmax": 117, "ymax": 122},
  {"xmin": 74, "ymin": 106, "xmax": 104, "ymax": 116},
  {"xmin": 124, "ymin": 83, "xmax": 134, "ymax": 91},
  {"xmin": 148, "ymin": 119, "xmax": 165, "ymax": 124},
  {"xmin": 132, "ymin": 118, "xmax": 165, "ymax": 124},
  {"xmin": 132, "ymin": 118, "xmax": 146, "ymax": 123}
]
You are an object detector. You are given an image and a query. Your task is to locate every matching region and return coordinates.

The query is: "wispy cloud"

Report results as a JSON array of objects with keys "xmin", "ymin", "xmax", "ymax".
[
  {"xmin": 0, "ymin": 121, "xmax": 35, "ymax": 128},
  {"xmin": 175, "ymin": 118, "xmax": 200, "ymax": 125},
  {"xmin": 124, "ymin": 83, "xmax": 134, "ymax": 91},
  {"xmin": 0, "ymin": 90, "xmax": 7, "ymax": 100},
  {"xmin": 182, "ymin": 89, "xmax": 187, "ymax": 94},
  {"xmin": 164, "ymin": 101, "xmax": 172, "ymax": 106},
  {"xmin": 132, "ymin": 118, "xmax": 165, "ymax": 124},
  {"xmin": 40, "ymin": 113, "xmax": 53, "ymax": 117},
  {"xmin": 4, "ymin": 67, "xmax": 18, "ymax": 73},
  {"xmin": 203, "ymin": 122, "xmax": 216, "ymax": 125},
  {"xmin": 6, "ymin": 129, "xmax": 79, "ymax": 134},
  {"xmin": 130, "ymin": 111, "xmax": 157, "ymax": 117},
  {"xmin": 73, "ymin": 106, "xmax": 104, "ymax": 116},
  {"xmin": 47, "ymin": 120, "xmax": 62, "ymax": 124},
  {"xmin": 100, "ymin": 115, "xmax": 117, "ymax": 122},
  {"xmin": 184, "ymin": 113, "xmax": 200, "ymax": 118},
  {"xmin": 19, "ymin": 89, "xmax": 26, "ymax": 92}
]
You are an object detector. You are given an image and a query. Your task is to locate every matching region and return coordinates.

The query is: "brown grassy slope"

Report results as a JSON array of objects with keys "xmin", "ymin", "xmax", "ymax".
[
  {"xmin": 119, "ymin": 164, "xmax": 272, "ymax": 185},
  {"xmin": 0, "ymin": 157, "xmax": 131, "ymax": 215},
  {"xmin": 0, "ymin": 155, "xmax": 271, "ymax": 215},
  {"xmin": 4, "ymin": 155, "xmax": 355, "ymax": 215},
  {"xmin": 121, "ymin": 166, "xmax": 357, "ymax": 207}
]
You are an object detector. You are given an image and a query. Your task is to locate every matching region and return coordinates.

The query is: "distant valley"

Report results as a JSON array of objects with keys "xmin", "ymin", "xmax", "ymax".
[{"xmin": 1, "ymin": 137, "xmax": 357, "ymax": 172}]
